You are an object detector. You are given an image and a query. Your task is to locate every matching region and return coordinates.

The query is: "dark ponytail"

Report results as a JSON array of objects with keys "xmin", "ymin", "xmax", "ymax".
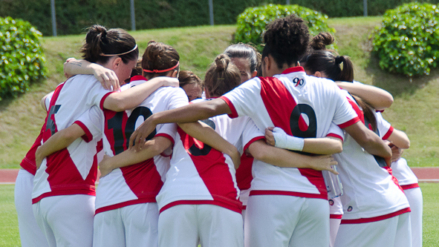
[
  {"xmin": 81, "ymin": 25, "xmax": 138, "ymax": 64},
  {"xmin": 204, "ymin": 54, "xmax": 241, "ymax": 97},
  {"xmin": 352, "ymin": 95, "xmax": 377, "ymax": 131},
  {"xmin": 301, "ymin": 51, "xmax": 354, "ymax": 82}
]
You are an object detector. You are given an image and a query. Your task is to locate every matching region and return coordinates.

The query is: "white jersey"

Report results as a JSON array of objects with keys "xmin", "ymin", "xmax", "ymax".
[
  {"xmin": 32, "ymin": 75, "xmax": 111, "ymax": 203},
  {"xmin": 335, "ymin": 91, "xmax": 410, "ymax": 222},
  {"xmin": 157, "ymin": 98, "xmax": 264, "ymax": 214},
  {"xmin": 92, "ymin": 76, "xmax": 188, "ymax": 213},
  {"xmin": 392, "ymin": 158, "xmax": 419, "ymax": 188},
  {"xmin": 220, "ymin": 67, "xmax": 359, "ymax": 200}
]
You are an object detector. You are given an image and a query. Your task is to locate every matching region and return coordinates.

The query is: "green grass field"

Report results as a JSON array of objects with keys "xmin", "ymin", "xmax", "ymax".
[
  {"xmin": 1, "ymin": 183, "xmax": 438, "ymax": 246},
  {"xmin": 1, "ymin": 16, "xmax": 439, "ymax": 168}
]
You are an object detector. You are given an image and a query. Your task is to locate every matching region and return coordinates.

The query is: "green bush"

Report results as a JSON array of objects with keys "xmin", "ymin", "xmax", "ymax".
[
  {"xmin": 234, "ymin": 4, "xmax": 336, "ymax": 51},
  {"xmin": 0, "ymin": 17, "xmax": 47, "ymax": 100},
  {"xmin": 372, "ymin": 3, "xmax": 439, "ymax": 76}
]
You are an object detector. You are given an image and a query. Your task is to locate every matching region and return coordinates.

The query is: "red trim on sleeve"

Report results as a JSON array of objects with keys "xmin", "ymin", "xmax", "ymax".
[
  {"xmin": 130, "ymin": 75, "xmax": 148, "ymax": 82},
  {"xmin": 155, "ymin": 133, "xmax": 175, "ymax": 146},
  {"xmin": 401, "ymin": 183, "xmax": 419, "ymax": 190},
  {"xmin": 376, "ymin": 110, "xmax": 384, "ymax": 113},
  {"xmin": 219, "ymin": 96, "xmax": 238, "ymax": 118},
  {"xmin": 326, "ymin": 133, "xmax": 344, "ymax": 142},
  {"xmin": 330, "ymin": 214, "xmax": 343, "ymax": 219},
  {"xmin": 281, "ymin": 66, "xmax": 305, "ymax": 74},
  {"xmin": 341, "ymin": 208, "xmax": 411, "ymax": 224},
  {"xmin": 243, "ymin": 136, "xmax": 265, "ymax": 152},
  {"xmin": 74, "ymin": 121, "xmax": 93, "ymax": 143},
  {"xmin": 338, "ymin": 117, "xmax": 360, "ymax": 129},
  {"xmin": 382, "ymin": 126, "xmax": 394, "ymax": 140},
  {"xmin": 100, "ymin": 92, "xmax": 115, "ymax": 110}
]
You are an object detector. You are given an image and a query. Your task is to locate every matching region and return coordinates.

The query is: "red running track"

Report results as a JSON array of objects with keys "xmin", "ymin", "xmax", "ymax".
[{"xmin": 1, "ymin": 168, "xmax": 438, "ymax": 184}]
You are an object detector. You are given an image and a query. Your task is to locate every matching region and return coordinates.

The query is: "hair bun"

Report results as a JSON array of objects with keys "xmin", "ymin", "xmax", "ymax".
[
  {"xmin": 215, "ymin": 54, "xmax": 230, "ymax": 72},
  {"xmin": 311, "ymin": 32, "xmax": 334, "ymax": 50},
  {"xmin": 87, "ymin": 25, "xmax": 107, "ymax": 41}
]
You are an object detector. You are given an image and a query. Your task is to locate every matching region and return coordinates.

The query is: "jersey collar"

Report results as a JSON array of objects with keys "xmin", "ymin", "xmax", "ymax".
[
  {"xmin": 130, "ymin": 75, "xmax": 148, "ymax": 82},
  {"xmin": 281, "ymin": 66, "xmax": 305, "ymax": 74}
]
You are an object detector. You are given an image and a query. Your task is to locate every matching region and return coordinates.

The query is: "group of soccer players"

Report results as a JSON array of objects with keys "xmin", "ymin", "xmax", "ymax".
[{"xmin": 14, "ymin": 14, "xmax": 423, "ymax": 247}]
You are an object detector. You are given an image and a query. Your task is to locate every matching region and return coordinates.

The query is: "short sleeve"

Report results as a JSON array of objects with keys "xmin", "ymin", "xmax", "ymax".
[
  {"xmin": 167, "ymin": 88, "xmax": 189, "ymax": 110},
  {"xmin": 156, "ymin": 123, "xmax": 177, "ymax": 146},
  {"xmin": 332, "ymin": 88, "xmax": 361, "ymax": 128},
  {"xmin": 375, "ymin": 112, "xmax": 393, "ymax": 140},
  {"xmin": 220, "ymin": 78, "xmax": 261, "ymax": 119},
  {"xmin": 74, "ymin": 106, "xmax": 104, "ymax": 143},
  {"xmin": 86, "ymin": 81, "xmax": 114, "ymax": 110},
  {"xmin": 326, "ymin": 123, "xmax": 344, "ymax": 142},
  {"xmin": 44, "ymin": 91, "xmax": 55, "ymax": 111},
  {"xmin": 241, "ymin": 118, "xmax": 265, "ymax": 152}
]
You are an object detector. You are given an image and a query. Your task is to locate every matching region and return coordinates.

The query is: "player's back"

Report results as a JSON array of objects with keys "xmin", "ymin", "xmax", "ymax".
[
  {"xmin": 95, "ymin": 76, "xmax": 188, "ymax": 213},
  {"xmin": 32, "ymin": 75, "xmax": 110, "ymax": 203},
  {"xmin": 221, "ymin": 67, "xmax": 360, "ymax": 199},
  {"xmin": 334, "ymin": 92, "xmax": 409, "ymax": 220},
  {"xmin": 155, "ymin": 98, "xmax": 264, "ymax": 214}
]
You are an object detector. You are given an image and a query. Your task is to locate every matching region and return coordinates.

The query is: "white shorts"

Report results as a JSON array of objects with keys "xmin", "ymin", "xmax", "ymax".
[
  {"xmin": 14, "ymin": 169, "xmax": 49, "ymax": 247},
  {"xmin": 329, "ymin": 218, "xmax": 341, "ymax": 247},
  {"xmin": 404, "ymin": 187, "xmax": 423, "ymax": 247},
  {"xmin": 335, "ymin": 213, "xmax": 411, "ymax": 247},
  {"xmin": 329, "ymin": 197, "xmax": 343, "ymax": 247},
  {"xmin": 93, "ymin": 203, "xmax": 159, "ymax": 247},
  {"xmin": 158, "ymin": 204, "xmax": 243, "ymax": 247},
  {"xmin": 245, "ymin": 195, "xmax": 329, "ymax": 247},
  {"xmin": 32, "ymin": 194, "xmax": 95, "ymax": 247}
]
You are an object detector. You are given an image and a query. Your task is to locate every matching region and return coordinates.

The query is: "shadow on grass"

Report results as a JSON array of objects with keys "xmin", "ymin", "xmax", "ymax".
[{"xmin": 366, "ymin": 55, "xmax": 439, "ymax": 98}]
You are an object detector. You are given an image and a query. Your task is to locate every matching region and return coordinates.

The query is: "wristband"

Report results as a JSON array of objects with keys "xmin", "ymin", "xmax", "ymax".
[{"xmin": 272, "ymin": 127, "xmax": 305, "ymax": 151}]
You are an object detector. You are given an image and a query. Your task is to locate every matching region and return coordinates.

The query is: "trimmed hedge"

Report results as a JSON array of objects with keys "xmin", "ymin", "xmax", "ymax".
[
  {"xmin": 234, "ymin": 4, "xmax": 335, "ymax": 51},
  {"xmin": 0, "ymin": 17, "xmax": 47, "ymax": 100},
  {"xmin": 372, "ymin": 3, "xmax": 439, "ymax": 76},
  {"xmin": 2, "ymin": 0, "xmax": 439, "ymax": 36}
]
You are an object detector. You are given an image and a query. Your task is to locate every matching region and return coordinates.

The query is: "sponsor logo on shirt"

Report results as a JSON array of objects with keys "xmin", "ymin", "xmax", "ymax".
[{"xmin": 347, "ymin": 206, "xmax": 353, "ymax": 212}]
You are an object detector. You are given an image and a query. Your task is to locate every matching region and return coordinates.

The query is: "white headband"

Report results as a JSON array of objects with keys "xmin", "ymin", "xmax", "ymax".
[{"xmin": 100, "ymin": 44, "xmax": 138, "ymax": 57}]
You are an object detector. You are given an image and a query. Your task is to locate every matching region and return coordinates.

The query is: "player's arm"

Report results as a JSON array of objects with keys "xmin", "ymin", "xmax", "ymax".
[
  {"xmin": 387, "ymin": 129, "xmax": 410, "ymax": 149},
  {"xmin": 177, "ymin": 121, "xmax": 241, "ymax": 168},
  {"xmin": 247, "ymin": 140, "xmax": 338, "ymax": 174},
  {"xmin": 99, "ymin": 136, "xmax": 172, "ymax": 177},
  {"xmin": 344, "ymin": 122, "xmax": 392, "ymax": 158},
  {"xmin": 65, "ymin": 58, "xmax": 180, "ymax": 112},
  {"xmin": 35, "ymin": 124, "xmax": 86, "ymax": 169},
  {"xmin": 130, "ymin": 98, "xmax": 231, "ymax": 150},
  {"xmin": 102, "ymin": 76, "xmax": 179, "ymax": 112},
  {"xmin": 336, "ymin": 82, "xmax": 393, "ymax": 110},
  {"xmin": 40, "ymin": 92, "xmax": 52, "ymax": 112},
  {"xmin": 265, "ymin": 127, "xmax": 343, "ymax": 155},
  {"xmin": 64, "ymin": 58, "xmax": 119, "ymax": 91}
]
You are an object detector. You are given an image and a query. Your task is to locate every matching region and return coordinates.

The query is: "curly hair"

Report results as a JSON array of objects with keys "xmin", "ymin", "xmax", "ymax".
[{"xmin": 262, "ymin": 15, "xmax": 309, "ymax": 69}]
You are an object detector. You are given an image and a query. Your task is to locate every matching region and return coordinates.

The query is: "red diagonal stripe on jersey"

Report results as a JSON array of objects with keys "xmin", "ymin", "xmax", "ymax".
[
  {"xmin": 259, "ymin": 77, "xmax": 326, "ymax": 197},
  {"xmin": 236, "ymin": 154, "xmax": 254, "ymax": 191},
  {"xmin": 121, "ymin": 160, "xmax": 163, "ymax": 201},
  {"xmin": 177, "ymin": 127, "xmax": 241, "ymax": 212}
]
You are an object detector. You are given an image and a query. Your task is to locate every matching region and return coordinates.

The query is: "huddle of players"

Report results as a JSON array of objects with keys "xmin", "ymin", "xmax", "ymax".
[{"xmin": 15, "ymin": 15, "xmax": 423, "ymax": 247}]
